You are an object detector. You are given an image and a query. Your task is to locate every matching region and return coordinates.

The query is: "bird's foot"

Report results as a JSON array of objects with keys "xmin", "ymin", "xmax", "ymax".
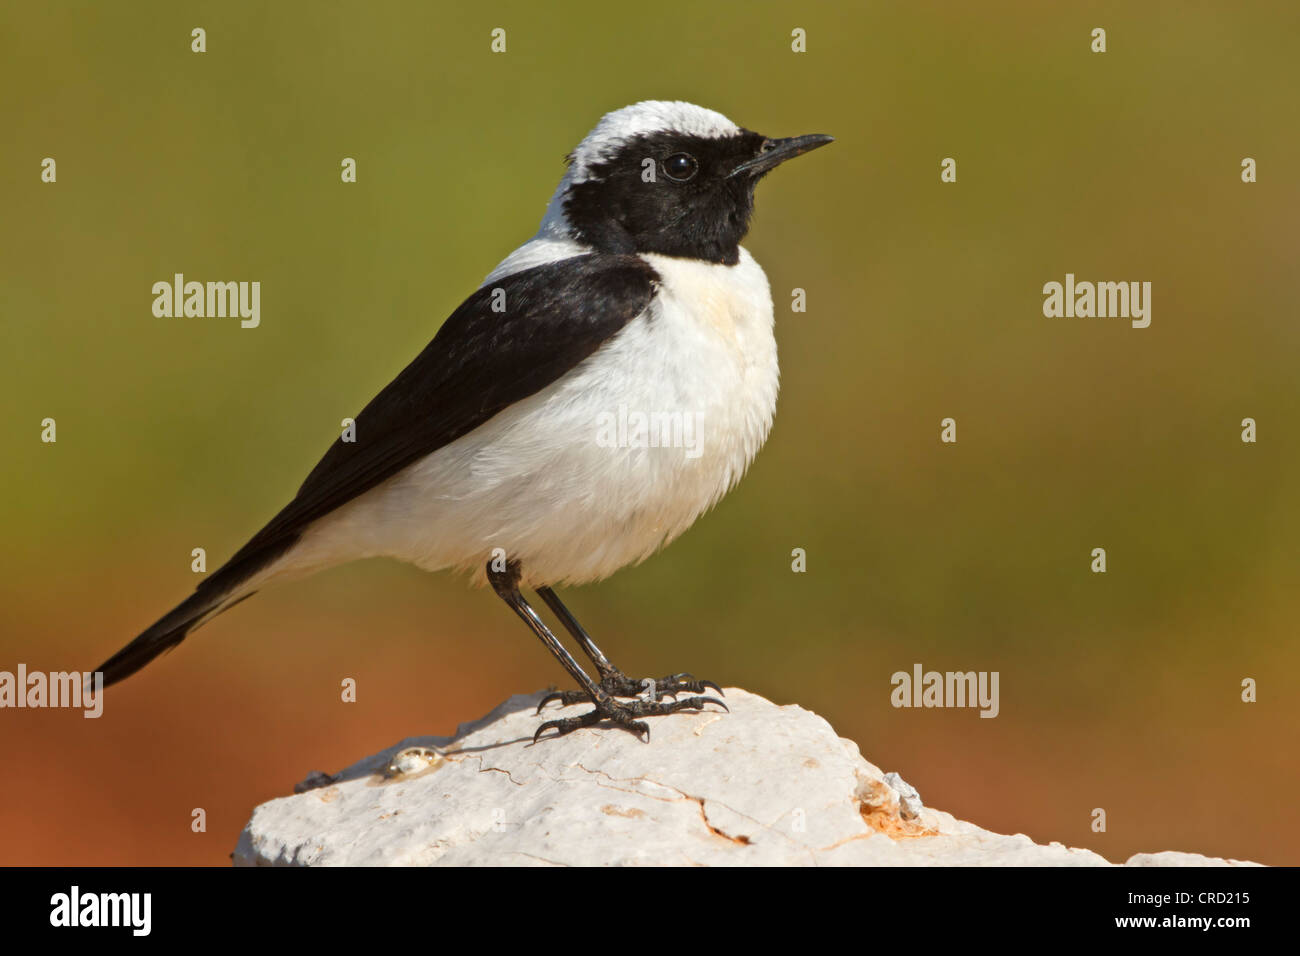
[
  {"xmin": 534, "ymin": 667, "xmax": 726, "ymax": 741},
  {"xmin": 537, "ymin": 671, "xmax": 723, "ymax": 711},
  {"xmin": 533, "ymin": 690, "xmax": 727, "ymax": 743}
]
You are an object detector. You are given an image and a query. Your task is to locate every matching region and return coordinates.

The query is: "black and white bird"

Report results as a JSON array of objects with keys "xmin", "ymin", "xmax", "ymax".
[{"xmin": 94, "ymin": 100, "xmax": 833, "ymax": 741}]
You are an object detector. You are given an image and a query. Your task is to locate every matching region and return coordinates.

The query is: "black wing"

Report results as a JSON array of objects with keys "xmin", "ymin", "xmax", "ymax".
[
  {"xmin": 93, "ymin": 252, "xmax": 658, "ymax": 688},
  {"xmin": 233, "ymin": 252, "xmax": 659, "ymax": 566}
]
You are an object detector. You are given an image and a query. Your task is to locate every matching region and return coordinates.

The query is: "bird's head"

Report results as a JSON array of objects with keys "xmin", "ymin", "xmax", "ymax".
[{"xmin": 540, "ymin": 100, "xmax": 833, "ymax": 266}]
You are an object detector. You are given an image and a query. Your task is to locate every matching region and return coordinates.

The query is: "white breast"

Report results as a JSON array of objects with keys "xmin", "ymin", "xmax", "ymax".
[{"xmin": 285, "ymin": 249, "xmax": 779, "ymax": 589}]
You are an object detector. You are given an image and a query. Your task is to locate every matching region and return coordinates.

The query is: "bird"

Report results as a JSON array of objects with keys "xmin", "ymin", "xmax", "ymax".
[{"xmin": 93, "ymin": 100, "xmax": 833, "ymax": 742}]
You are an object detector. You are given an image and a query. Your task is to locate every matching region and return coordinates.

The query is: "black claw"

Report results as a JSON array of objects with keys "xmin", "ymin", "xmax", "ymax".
[
  {"xmin": 536, "ymin": 689, "xmax": 590, "ymax": 712},
  {"xmin": 533, "ymin": 706, "xmax": 604, "ymax": 742},
  {"xmin": 534, "ymin": 720, "xmax": 564, "ymax": 743},
  {"xmin": 678, "ymin": 695, "xmax": 728, "ymax": 714}
]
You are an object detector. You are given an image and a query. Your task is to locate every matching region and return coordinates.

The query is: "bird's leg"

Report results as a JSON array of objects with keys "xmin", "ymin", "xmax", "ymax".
[
  {"xmin": 486, "ymin": 561, "xmax": 725, "ymax": 742},
  {"xmin": 535, "ymin": 586, "xmax": 620, "ymax": 681},
  {"xmin": 533, "ymin": 585, "xmax": 724, "ymax": 709}
]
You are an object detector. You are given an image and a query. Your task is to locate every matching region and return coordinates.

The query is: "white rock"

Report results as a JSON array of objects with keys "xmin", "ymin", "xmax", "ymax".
[
  {"xmin": 1125, "ymin": 851, "xmax": 1259, "ymax": 867},
  {"xmin": 233, "ymin": 688, "xmax": 1262, "ymax": 867}
]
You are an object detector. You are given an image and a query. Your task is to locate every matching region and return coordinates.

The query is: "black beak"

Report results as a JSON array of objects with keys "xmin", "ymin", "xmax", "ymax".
[{"xmin": 729, "ymin": 133, "xmax": 834, "ymax": 179}]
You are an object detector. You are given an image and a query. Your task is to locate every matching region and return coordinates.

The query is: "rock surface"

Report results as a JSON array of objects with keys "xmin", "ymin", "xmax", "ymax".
[{"xmin": 233, "ymin": 688, "xmax": 1260, "ymax": 866}]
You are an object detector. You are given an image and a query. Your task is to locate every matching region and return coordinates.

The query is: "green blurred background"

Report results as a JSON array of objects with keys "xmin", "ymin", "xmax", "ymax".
[{"xmin": 2, "ymin": 1, "xmax": 1297, "ymax": 865}]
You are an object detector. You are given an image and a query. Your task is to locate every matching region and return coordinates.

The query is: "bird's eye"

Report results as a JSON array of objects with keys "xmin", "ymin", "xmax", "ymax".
[{"xmin": 663, "ymin": 153, "xmax": 698, "ymax": 182}]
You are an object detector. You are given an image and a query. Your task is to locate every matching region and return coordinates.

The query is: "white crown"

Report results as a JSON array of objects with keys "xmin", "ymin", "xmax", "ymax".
[{"xmin": 567, "ymin": 101, "xmax": 741, "ymax": 184}]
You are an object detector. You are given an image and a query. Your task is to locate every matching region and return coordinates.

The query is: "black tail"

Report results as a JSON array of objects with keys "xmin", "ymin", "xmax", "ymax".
[{"xmin": 92, "ymin": 538, "xmax": 295, "ymax": 689}]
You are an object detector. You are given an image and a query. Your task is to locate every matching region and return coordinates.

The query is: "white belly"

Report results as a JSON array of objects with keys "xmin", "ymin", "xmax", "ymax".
[{"xmin": 286, "ymin": 248, "xmax": 779, "ymax": 588}]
